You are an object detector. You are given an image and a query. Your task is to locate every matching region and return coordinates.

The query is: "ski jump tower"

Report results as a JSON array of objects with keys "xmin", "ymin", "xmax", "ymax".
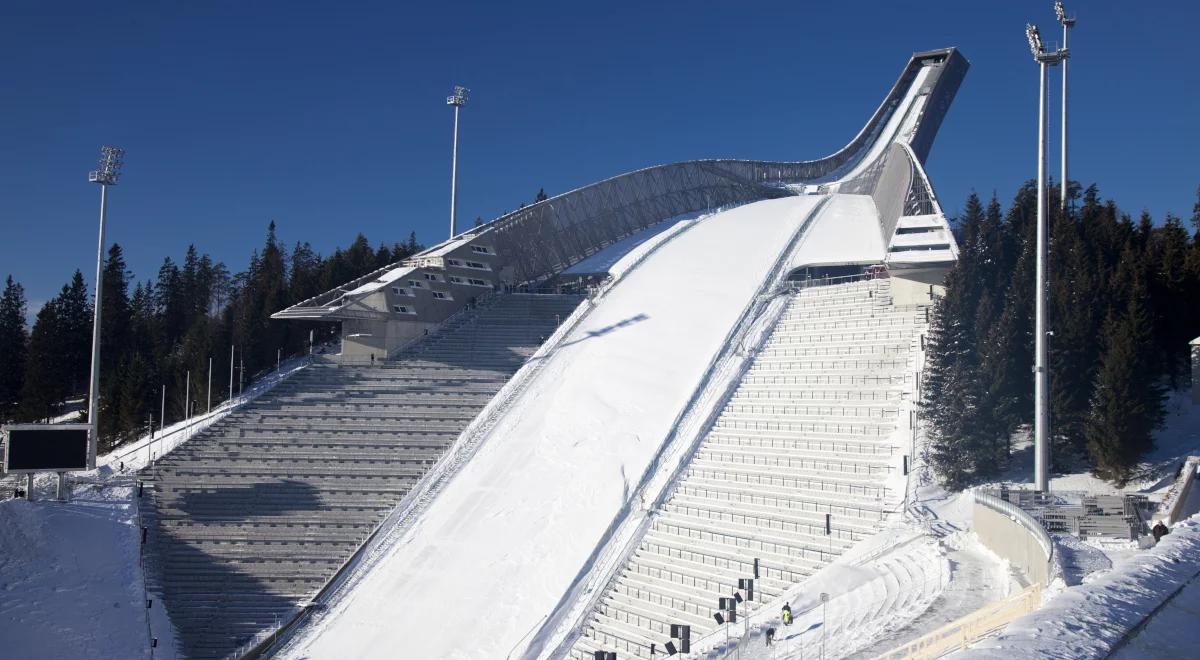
[{"xmin": 274, "ymin": 49, "xmax": 968, "ymax": 358}]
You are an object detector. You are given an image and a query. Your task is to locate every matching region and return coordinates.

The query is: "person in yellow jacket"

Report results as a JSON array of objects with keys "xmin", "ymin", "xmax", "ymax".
[{"xmin": 782, "ymin": 602, "xmax": 793, "ymax": 625}]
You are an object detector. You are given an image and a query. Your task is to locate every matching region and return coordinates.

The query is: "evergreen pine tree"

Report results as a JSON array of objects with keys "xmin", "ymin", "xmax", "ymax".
[
  {"xmin": 22, "ymin": 299, "xmax": 69, "ymax": 421},
  {"xmin": 1085, "ymin": 274, "xmax": 1164, "ymax": 483},
  {"xmin": 57, "ymin": 271, "xmax": 93, "ymax": 398},
  {"xmin": 0, "ymin": 275, "xmax": 29, "ymax": 420}
]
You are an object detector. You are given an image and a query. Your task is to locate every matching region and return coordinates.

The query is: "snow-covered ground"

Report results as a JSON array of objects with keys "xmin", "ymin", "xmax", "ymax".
[
  {"xmin": 964, "ymin": 513, "xmax": 1200, "ymax": 658},
  {"xmin": 278, "ymin": 196, "xmax": 828, "ymax": 660},
  {"xmin": 0, "ymin": 355, "xmax": 313, "ymax": 660},
  {"xmin": 994, "ymin": 392, "xmax": 1200, "ymax": 498},
  {"xmin": 0, "ymin": 484, "xmax": 149, "ymax": 659}
]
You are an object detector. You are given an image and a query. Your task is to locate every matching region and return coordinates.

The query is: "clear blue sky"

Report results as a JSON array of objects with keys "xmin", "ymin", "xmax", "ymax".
[{"xmin": 2, "ymin": 0, "xmax": 1197, "ymax": 313}]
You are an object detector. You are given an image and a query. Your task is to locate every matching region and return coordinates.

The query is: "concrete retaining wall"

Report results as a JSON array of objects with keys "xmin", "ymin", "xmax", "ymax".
[{"xmin": 973, "ymin": 491, "xmax": 1054, "ymax": 587}]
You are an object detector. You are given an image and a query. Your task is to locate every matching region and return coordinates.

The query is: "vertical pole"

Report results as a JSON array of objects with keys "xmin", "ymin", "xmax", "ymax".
[
  {"xmin": 1034, "ymin": 60, "xmax": 1051, "ymax": 493},
  {"xmin": 229, "ymin": 345, "xmax": 235, "ymax": 401},
  {"xmin": 309, "ymin": 329, "xmax": 314, "ymax": 355},
  {"xmin": 449, "ymin": 103, "xmax": 461, "ymax": 239},
  {"xmin": 27, "ymin": 473, "xmax": 34, "ymax": 500},
  {"xmin": 57, "ymin": 472, "xmax": 66, "ymax": 500},
  {"xmin": 1060, "ymin": 23, "xmax": 1070, "ymax": 213},
  {"xmin": 86, "ymin": 183, "xmax": 108, "ymax": 470},
  {"xmin": 184, "ymin": 371, "xmax": 190, "ymax": 425},
  {"xmin": 239, "ymin": 353, "xmax": 244, "ymax": 396},
  {"xmin": 160, "ymin": 385, "xmax": 166, "ymax": 437},
  {"xmin": 277, "ymin": 348, "xmax": 281, "ymax": 372},
  {"xmin": 207, "ymin": 357, "xmax": 212, "ymax": 413}
]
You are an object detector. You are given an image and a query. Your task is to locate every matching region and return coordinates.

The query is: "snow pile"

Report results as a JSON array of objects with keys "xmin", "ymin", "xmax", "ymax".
[
  {"xmin": 964, "ymin": 514, "xmax": 1200, "ymax": 658},
  {"xmin": 279, "ymin": 196, "xmax": 826, "ymax": 660},
  {"xmin": 0, "ymin": 487, "xmax": 150, "ymax": 659}
]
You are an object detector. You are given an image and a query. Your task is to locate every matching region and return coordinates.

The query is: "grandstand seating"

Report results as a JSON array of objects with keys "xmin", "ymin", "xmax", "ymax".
[
  {"xmin": 141, "ymin": 293, "xmax": 582, "ymax": 659},
  {"xmin": 570, "ymin": 279, "xmax": 925, "ymax": 659}
]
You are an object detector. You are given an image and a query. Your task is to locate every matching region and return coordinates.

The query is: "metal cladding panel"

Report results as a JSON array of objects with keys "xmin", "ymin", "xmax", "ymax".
[
  {"xmin": 909, "ymin": 49, "xmax": 970, "ymax": 164},
  {"xmin": 3, "ymin": 425, "xmax": 91, "ymax": 473},
  {"xmin": 273, "ymin": 48, "xmax": 968, "ymax": 321}
]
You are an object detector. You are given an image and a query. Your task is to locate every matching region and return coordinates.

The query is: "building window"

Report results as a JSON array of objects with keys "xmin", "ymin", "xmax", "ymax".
[
  {"xmin": 408, "ymin": 280, "xmax": 423, "ymax": 288},
  {"xmin": 431, "ymin": 291, "xmax": 453, "ymax": 301},
  {"xmin": 392, "ymin": 287, "xmax": 413, "ymax": 296},
  {"xmin": 447, "ymin": 259, "xmax": 463, "ymax": 267},
  {"xmin": 393, "ymin": 305, "xmax": 414, "ymax": 314},
  {"xmin": 471, "ymin": 245, "xmax": 490, "ymax": 254},
  {"xmin": 423, "ymin": 273, "xmax": 440, "ymax": 281},
  {"xmin": 468, "ymin": 278, "xmax": 490, "ymax": 287},
  {"xmin": 448, "ymin": 276, "xmax": 464, "ymax": 284},
  {"xmin": 465, "ymin": 261, "xmax": 490, "ymax": 270}
]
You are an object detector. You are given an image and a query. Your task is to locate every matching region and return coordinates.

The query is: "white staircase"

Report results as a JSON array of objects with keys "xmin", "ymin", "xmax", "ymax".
[{"xmin": 571, "ymin": 279, "xmax": 923, "ymax": 659}]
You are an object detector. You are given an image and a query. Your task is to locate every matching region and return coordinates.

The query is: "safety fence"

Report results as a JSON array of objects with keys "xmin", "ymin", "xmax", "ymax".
[{"xmin": 871, "ymin": 583, "xmax": 1042, "ymax": 660}]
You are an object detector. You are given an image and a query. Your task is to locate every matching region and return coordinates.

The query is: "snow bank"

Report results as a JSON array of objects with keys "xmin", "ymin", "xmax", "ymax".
[
  {"xmin": 0, "ymin": 490, "xmax": 149, "ymax": 659},
  {"xmin": 965, "ymin": 515, "xmax": 1200, "ymax": 658},
  {"xmin": 282, "ymin": 196, "xmax": 826, "ymax": 660}
]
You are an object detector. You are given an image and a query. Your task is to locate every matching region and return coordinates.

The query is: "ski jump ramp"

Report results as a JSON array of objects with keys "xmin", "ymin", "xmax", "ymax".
[{"xmin": 271, "ymin": 49, "xmax": 966, "ymax": 659}]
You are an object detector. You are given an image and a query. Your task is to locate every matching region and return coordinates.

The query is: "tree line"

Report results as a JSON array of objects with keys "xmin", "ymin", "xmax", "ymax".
[
  {"xmin": 0, "ymin": 224, "xmax": 423, "ymax": 451},
  {"xmin": 922, "ymin": 183, "xmax": 1200, "ymax": 488}
]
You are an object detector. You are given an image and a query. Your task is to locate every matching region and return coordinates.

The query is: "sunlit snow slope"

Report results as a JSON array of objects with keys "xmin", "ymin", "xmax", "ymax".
[{"xmin": 283, "ymin": 195, "xmax": 826, "ymax": 659}]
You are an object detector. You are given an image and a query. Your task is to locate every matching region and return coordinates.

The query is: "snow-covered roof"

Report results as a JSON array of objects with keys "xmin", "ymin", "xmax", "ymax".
[{"xmin": 341, "ymin": 265, "xmax": 416, "ymax": 297}]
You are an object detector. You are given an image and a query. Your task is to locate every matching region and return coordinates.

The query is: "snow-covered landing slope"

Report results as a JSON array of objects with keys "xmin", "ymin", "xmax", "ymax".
[{"xmin": 281, "ymin": 195, "xmax": 826, "ymax": 660}]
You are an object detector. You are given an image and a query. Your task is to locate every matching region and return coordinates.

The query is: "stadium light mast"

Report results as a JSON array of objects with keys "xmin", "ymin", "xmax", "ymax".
[
  {"xmin": 86, "ymin": 145, "xmax": 124, "ymax": 470},
  {"xmin": 1055, "ymin": 2, "xmax": 1076, "ymax": 213},
  {"xmin": 1027, "ymin": 25, "xmax": 1066, "ymax": 493},
  {"xmin": 446, "ymin": 85, "xmax": 469, "ymax": 239}
]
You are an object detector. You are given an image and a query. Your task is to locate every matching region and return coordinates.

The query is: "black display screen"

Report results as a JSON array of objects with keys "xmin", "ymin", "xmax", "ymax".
[{"xmin": 5, "ymin": 427, "xmax": 90, "ymax": 472}]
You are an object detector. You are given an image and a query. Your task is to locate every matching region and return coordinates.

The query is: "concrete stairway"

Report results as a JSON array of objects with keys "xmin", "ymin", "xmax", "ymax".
[
  {"xmin": 570, "ymin": 279, "xmax": 924, "ymax": 660},
  {"xmin": 141, "ymin": 293, "xmax": 582, "ymax": 659}
]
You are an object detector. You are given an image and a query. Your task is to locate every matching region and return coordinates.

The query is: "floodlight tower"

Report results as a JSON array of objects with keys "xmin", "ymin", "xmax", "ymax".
[
  {"xmin": 1026, "ymin": 26, "xmax": 1066, "ymax": 492},
  {"xmin": 86, "ymin": 145, "xmax": 124, "ymax": 469},
  {"xmin": 1055, "ymin": 1, "xmax": 1076, "ymax": 213},
  {"xmin": 446, "ymin": 85, "xmax": 470, "ymax": 239}
]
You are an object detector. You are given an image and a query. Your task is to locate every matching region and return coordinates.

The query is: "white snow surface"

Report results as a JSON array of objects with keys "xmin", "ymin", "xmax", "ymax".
[
  {"xmin": 562, "ymin": 217, "xmax": 695, "ymax": 278},
  {"xmin": 963, "ymin": 514, "xmax": 1200, "ymax": 659},
  {"xmin": 0, "ymin": 490, "xmax": 148, "ymax": 659},
  {"xmin": 282, "ymin": 195, "xmax": 826, "ymax": 660},
  {"xmin": 786, "ymin": 194, "xmax": 884, "ymax": 269}
]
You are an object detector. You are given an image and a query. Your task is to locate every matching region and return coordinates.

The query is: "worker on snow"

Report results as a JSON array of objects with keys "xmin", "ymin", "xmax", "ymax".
[
  {"xmin": 765, "ymin": 627, "xmax": 776, "ymax": 646},
  {"xmin": 782, "ymin": 603, "xmax": 793, "ymax": 626},
  {"xmin": 1152, "ymin": 520, "xmax": 1170, "ymax": 542}
]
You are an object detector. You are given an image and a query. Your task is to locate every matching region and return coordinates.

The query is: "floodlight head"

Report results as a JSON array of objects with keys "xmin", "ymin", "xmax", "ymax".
[
  {"xmin": 447, "ymin": 85, "xmax": 469, "ymax": 107},
  {"xmin": 88, "ymin": 145, "xmax": 125, "ymax": 185},
  {"xmin": 1026, "ymin": 24, "xmax": 1044, "ymax": 58},
  {"xmin": 1055, "ymin": 1, "xmax": 1076, "ymax": 27}
]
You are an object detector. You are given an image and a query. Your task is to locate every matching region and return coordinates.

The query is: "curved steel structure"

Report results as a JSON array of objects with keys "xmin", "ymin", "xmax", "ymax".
[{"xmin": 275, "ymin": 48, "xmax": 967, "ymax": 357}]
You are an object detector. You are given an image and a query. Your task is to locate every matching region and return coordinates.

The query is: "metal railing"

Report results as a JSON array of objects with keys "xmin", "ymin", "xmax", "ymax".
[{"xmin": 972, "ymin": 489, "xmax": 1055, "ymax": 577}]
